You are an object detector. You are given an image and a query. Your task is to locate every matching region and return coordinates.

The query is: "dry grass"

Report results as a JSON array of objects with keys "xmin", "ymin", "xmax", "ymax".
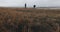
[{"xmin": 0, "ymin": 7, "xmax": 60, "ymax": 32}]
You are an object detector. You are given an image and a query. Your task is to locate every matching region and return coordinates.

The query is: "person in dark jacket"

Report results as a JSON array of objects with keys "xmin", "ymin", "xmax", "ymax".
[
  {"xmin": 33, "ymin": 5, "xmax": 36, "ymax": 8},
  {"xmin": 25, "ymin": 3, "xmax": 27, "ymax": 8}
]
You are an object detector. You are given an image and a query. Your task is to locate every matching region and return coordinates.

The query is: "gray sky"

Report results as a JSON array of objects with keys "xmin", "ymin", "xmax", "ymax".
[{"xmin": 0, "ymin": 0, "xmax": 60, "ymax": 7}]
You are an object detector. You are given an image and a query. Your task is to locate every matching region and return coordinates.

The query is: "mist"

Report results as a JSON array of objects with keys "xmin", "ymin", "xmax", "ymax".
[{"xmin": 0, "ymin": 0, "xmax": 60, "ymax": 7}]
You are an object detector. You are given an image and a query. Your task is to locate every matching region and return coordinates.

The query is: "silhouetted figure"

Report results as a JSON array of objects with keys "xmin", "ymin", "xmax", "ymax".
[
  {"xmin": 25, "ymin": 3, "xmax": 27, "ymax": 8},
  {"xmin": 33, "ymin": 5, "xmax": 36, "ymax": 8}
]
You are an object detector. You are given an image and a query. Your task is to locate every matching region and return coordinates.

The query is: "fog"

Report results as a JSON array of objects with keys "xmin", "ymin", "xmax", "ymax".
[{"xmin": 0, "ymin": 0, "xmax": 60, "ymax": 7}]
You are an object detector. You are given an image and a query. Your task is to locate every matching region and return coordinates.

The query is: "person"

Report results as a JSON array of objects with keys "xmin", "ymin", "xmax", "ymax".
[
  {"xmin": 25, "ymin": 3, "xmax": 27, "ymax": 8},
  {"xmin": 33, "ymin": 5, "xmax": 36, "ymax": 8}
]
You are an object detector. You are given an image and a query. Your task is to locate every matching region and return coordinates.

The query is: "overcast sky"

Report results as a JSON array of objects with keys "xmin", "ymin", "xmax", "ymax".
[{"xmin": 0, "ymin": 0, "xmax": 60, "ymax": 7}]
